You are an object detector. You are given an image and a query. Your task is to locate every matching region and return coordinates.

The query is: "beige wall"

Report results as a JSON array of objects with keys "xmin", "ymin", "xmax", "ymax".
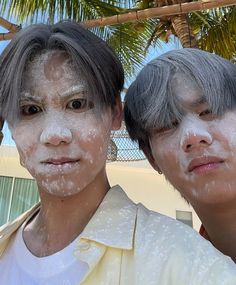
[
  {"xmin": 0, "ymin": 146, "xmax": 201, "ymax": 230},
  {"xmin": 0, "ymin": 146, "xmax": 32, "ymax": 178}
]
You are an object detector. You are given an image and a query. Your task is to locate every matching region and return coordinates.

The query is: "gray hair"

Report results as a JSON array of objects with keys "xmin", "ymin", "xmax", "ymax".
[
  {"xmin": 124, "ymin": 48, "xmax": 236, "ymax": 150},
  {"xmin": 0, "ymin": 21, "xmax": 124, "ymax": 123}
]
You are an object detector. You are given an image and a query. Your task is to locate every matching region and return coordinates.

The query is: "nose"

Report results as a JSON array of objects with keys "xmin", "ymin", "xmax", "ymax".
[
  {"xmin": 40, "ymin": 123, "xmax": 72, "ymax": 146},
  {"xmin": 182, "ymin": 132, "xmax": 212, "ymax": 152},
  {"xmin": 180, "ymin": 119, "xmax": 212, "ymax": 152}
]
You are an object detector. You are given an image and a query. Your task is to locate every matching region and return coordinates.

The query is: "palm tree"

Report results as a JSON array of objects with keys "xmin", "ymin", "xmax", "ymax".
[
  {"xmin": 143, "ymin": 1, "xmax": 236, "ymax": 60},
  {"xmin": 0, "ymin": 0, "xmax": 235, "ymax": 76},
  {"xmin": 192, "ymin": 6, "xmax": 236, "ymax": 60},
  {"xmin": 0, "ymin": 1, "xmax": 156, "ymax": 76}
]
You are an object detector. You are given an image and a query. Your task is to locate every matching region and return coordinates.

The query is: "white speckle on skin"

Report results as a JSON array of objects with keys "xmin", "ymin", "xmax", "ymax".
[{"xmin": 9, "ymin": 50, "xmax": 114, "ymax": 198}]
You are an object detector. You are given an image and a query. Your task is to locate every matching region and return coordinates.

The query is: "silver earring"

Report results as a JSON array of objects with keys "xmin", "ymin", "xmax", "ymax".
[{"xmin": 158, "ymin": 169, "xmax": 162, "ymax": 175}]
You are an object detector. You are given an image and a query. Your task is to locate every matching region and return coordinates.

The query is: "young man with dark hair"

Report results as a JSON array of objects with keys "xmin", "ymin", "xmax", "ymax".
[
  {"xmin": 0, "ymin": 25, "xmax": 236, "ymax": 284},
  {"xmin": 125, "ymin": 48, "xmax": 236, "ymax": 263}
]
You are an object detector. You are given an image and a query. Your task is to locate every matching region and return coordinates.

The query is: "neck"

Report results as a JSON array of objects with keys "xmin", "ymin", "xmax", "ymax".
[
  {"xmin": 23, "ymin": 175, "xmax": 110, "ymax": 257},
  {"xmin": 195, "ymin": 203, "xmax": 236, "ymax": 262}
]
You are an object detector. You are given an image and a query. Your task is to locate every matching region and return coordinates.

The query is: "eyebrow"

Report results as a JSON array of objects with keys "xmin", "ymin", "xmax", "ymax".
[
  {"xmin": 19, "ymin": 93, "xmax": 42, "ymax": 103},
  {"xmin": 19, "ymin": 85, "xmax": 88, "ymax": 104},
  {"xmin": 60, "ymin": 85, "xmax": 88, "ymax": 98}
]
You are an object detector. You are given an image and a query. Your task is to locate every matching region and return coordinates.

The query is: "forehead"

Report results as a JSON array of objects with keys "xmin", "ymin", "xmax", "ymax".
[
  {"xmin": 171, "ymin": 74, "xmax": 205, "ymax": 109},
  {"xmin": 21, "ymin": 50, "xmax": 88, "ymax": 93}
]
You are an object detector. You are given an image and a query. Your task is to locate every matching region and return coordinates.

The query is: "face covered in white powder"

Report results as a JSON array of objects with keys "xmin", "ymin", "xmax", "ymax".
[
  {"xmin": 9, "ymin": 50, "xmax": 122, "ymax": 197},
  {"xmin": 147, "ymin": 74, "xmax": 236, "ymax": 207}
]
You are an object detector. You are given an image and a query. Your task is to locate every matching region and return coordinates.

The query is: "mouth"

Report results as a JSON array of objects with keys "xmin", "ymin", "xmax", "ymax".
[
  {"xmin": 41, "ymin": 158, "xmax": 80, "ymax": 167},
  {"xmin": 188, "ymin": 156, "xmax": 224, "ymax": 174}
]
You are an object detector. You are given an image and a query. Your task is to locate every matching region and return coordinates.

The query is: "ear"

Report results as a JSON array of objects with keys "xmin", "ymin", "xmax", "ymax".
[
  {"xmin": 142, "ymin": 145, "xmax": 162, "ymax": 174},
  {"xmin": 111, "ymin": 96, "xmax": 123, "ymax": 131}
]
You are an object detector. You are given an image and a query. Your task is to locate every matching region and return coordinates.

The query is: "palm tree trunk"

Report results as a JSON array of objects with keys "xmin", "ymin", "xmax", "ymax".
[
  {"xmin": 171, "ymin": 13, "xmax": 197, "ymax": 47},
  {"xmin": 154, "ymin": 0, "xmax": 197, "ymax": 48}
]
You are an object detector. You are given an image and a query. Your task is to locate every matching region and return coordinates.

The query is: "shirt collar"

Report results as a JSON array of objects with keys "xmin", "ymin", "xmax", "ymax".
[
  {"xmin": 80, "ymin": 185, "xmax": 137, "ymax": 250},
  {"xmin": 0, "ymin": 185, "xmax": 137, "ymax": 257}
]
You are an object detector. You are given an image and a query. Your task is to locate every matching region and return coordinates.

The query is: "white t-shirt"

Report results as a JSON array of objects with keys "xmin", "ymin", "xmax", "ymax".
[{"xmin": 0, "ymin": 223, "xmax": 89, "ymax": 285}]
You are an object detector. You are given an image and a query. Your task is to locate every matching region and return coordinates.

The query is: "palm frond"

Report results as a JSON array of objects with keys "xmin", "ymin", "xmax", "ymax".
[
  {"xmin": 106, "ymin": 20, "xmax": 155, "ymax": 76},
  {"xmin": 0, "ymin": 0, "xmax": 152, "ymax": 76},
  {"xmin": 191, "ymin": 7, "xmax": 236, "ymax": 59},
  {"xmin": 0, "ymin": 0, "xmax": 133, "ymax": 23},
  {"xmin": 1, "ymin": 1, "xmax": 236, "ymax": 75}
]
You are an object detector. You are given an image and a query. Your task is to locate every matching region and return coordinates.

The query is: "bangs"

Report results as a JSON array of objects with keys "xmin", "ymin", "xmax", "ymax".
[
  {"xmin": 126, "ymin": 63, "xmax": 185, "ymax": 134},
  {"xmin": 0, "ymin": 21, "xmax": 124, "ymax": 124},
  {"xmin": 160, "ymin": 49, "xmax": 236, "ymax": 117},
  {"xmin": 48, "ymin": 32, "xmax": 122, "ymax": 113},
  {"xmin": 127, "ymin": 48, "xmax": 236, "ymax": 136},
  {"xmin": 0, "ymin": 35, "xmax": 46, "ymax": 123}
]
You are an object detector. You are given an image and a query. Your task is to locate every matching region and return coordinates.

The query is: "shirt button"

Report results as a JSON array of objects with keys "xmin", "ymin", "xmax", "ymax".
[{"xmin": 78, "ymin": 241, "xmax": 90, "ymax": 251}]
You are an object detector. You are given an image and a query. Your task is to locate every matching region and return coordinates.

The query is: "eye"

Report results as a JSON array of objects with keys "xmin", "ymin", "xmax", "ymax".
[
  {"xmin": 199, "ymin": 109, "xmax": 212, "ymax": 116},
  {"xmin": 20, "ymin": 105, "xmax": 42, "ymax": 116},
  {"xmin": 66, "ymin": 98, "xmax": 93, "ymax": 112},
  {"xmin": 154, "ymin": 120, "xmax": 179, "ymax": 135},
  {"xmin": 172, "ymin": 120, "xmax": 179, "ymax": 128},
  {"xmin": 199, "ymin": 109, "xmax": 216, "ymax": 120}
]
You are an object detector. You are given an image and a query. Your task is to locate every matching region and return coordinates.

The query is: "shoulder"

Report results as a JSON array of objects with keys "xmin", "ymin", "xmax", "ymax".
[
  {"xmin": 135, "ymin": 202, "xmax": 194, "ymax": 240},
  {"xmin": 135, "ymin": 202, "xmax": 216, "ymax": 252},
  {"xmin": 133, "ymin": 203, "xmax": 236, "ymax": 284}
]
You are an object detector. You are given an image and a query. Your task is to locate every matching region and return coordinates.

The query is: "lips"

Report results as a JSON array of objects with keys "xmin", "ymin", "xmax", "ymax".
[
  {"xmin": 42, "ymin": 158, "xmax": 80, "ymax": 165},
  {"xmin": 188, "ymin": 156, "xmax": 224, "ymax": 173}
]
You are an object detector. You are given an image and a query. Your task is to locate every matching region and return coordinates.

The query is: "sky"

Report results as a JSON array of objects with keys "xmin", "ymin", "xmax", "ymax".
[{"xmin": 0, "ymin": 23, "xmax": 181, "ymax": 146}]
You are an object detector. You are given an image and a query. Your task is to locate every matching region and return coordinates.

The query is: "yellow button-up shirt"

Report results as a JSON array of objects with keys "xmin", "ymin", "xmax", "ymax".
[{"xmin": 0, "ymin": 185, "xmax": 236, "ymax": 284}]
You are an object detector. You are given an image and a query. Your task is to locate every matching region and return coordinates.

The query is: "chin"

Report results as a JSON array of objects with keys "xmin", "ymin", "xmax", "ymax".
[
  {"xmin": 40, "ymin": 178, "xmax": 82, "ymax": 197},
  {"xmin": 191, "ymin": 192, "xmax": 236, "ymax": 209}
]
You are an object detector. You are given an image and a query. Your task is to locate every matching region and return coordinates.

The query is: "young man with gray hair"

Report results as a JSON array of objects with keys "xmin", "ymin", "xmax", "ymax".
[{"xmin": 124, "ymin": 48, "xmax": 236, "ymax": 263}]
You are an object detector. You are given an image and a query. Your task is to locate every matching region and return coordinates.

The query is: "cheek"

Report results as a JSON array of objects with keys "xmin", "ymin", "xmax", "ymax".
[
  {"xmin": 11, "ymin": 127, "xmax": 37, "ymax": 167},
  {"xmin": 80, "ymin": 131, "xmax": 110, "ymax": 156},
  {"xmin": 158, "ymin": 150, "xmax": 179, "ymax": 174},
  {"xmin": 75, "ymin": 120, "xmax": 111, "ymax": 160},
  {"xmin": 217, "ymin": 123, "xmax": 236, "ymax": 150},
  {"xmin": 210, "ymin": 112, "xmax": 236, "ymax": 149},
  {"xmin": 151, "ymin": 136, "xmax": 179, "ymax": 170}
]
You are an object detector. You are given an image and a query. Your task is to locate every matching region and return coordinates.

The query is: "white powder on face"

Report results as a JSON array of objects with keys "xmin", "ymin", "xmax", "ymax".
[
  {"xmin": 178, "ymin": 115, "xmax": 236, "ymax": 201},
  {"xmin": 22, "ymin": 50, "xmax": 89, "ymax": 100},
  {"xmin": 179, "ymin": 115, "xmax": 212, "ymax": 148},
  {"xmin": 25, "ymin": 51, "xmax": 75, "ymax": 82},
  {"xmin": 215, "ymin": 111, "xmax": 236, "ymax": 148},
  {"xmin": 10, "ymin": 51, "xmax": 113, "ymax": 197},
  {"xmin": 40, "ymin": 124, "xmax": 72, "ymax": 145},
  {"xmin": 178, "ymin": 112, "xmax": 236, "ymax": 180},
  {"xmin": 152, "ymin": 109, "xmax": 236, "ymax": 201},
  {"xmin": 177, "ymin": 114, "xmax": 212, "ymax": 173},
  {"xmin": 150, "ymin": 75, "xmax": 236, "ymax": 203},
  {"xmin": 41, "ymin": 176, "xmax": 79, "ymax": 196}
]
